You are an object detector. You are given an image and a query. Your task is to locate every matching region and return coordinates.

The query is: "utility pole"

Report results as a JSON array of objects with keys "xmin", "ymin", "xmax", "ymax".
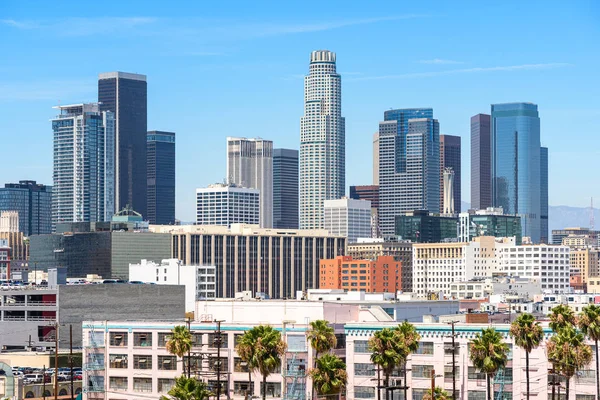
[
  {"xmin": 215, "ymin": 320, "xmax": 224, "ymax": 400},
  {"xmin": 430, "ymin": 368, "xmax": 435, "ymax": 398},
  {"xmin": 43, "ymin": 364, "xmax": 46, "ymax": 400},
  {"xmin": 70, "ymin": 324, "xmax": 74, "ymax": 400},
  {"xmin": 54, "ymin": 323, "xmax": 58, "ymax": 400},
  {"xmin": 186, "ymin": 318, "xmax": 192, "ymax": 378},
  {"xmin": 446, "ymin": 321, "xmax": 458, "ymax": 400}
]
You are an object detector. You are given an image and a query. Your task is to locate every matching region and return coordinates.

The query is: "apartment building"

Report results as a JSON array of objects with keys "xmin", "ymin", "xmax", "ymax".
[{"xmin": 319, "ymin": 255, "xmax": 401, "ymax": 293}]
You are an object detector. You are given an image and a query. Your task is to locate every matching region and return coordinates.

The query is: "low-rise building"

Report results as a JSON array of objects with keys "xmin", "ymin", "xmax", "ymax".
[
  {"xmin": 319, "ymin": 255, "xmax": 401, "ymax": 293},
  {"xmin": 395, "ymin": 210, "xmax": 458, "ymax": 243},
  {"xmin": 458, "ymin": 207, "xmax": 522, "ymax": 245}
]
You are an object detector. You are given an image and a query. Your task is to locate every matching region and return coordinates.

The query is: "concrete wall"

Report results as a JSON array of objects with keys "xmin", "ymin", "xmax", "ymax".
[
  {"xmin": 58, "ymin": 284, "xmax": 185, "ymax": 348},
  {"xmin": 111, "ymin": 232, "xmax": 171, "ymax": 279}
]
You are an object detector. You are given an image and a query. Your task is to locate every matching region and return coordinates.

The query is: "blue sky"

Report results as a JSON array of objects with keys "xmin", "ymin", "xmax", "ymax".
[{"xmin": 1, "ymin": 0, "xmax": 598, "ymax": 221}]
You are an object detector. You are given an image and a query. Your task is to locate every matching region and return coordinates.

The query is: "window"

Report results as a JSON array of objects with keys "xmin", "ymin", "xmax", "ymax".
[
  {"xmin": 208, "ymin": 333, "xmax": 228, "ymax": 348},
  {"xmin": 133, "ymin": 377, "xmax": 152, "ymax": 393},
  {"xmin": 109, "ymin": 377, "xmax": 127, "ymax": 391},
  {"xmin": 109, "ymin": 354, "xmax": 128, "ymax": 369},
  {"xmin": 335, "ymin": 333, "xmax": 345, "ymax": 349},
  {"xmin": 183, "ymin": 356, "xmax": 202, "ymax": 373},
  {"xmin": 412, "ymin": 365, "xmax": 433, "ymax": 378},
  {"xmin": 158, "ymin": 378, "xmax": 175, "ymax": 393},
  {"xmin": 158, "ymin": 332, "xmax": 170, "ymax": 347},
  {"xmin": 355, "ymin": 363, "xmax": 376, "ymax": 376},
  {"xmin": 158, "ymin": 355, "xmax": 177, "ymax": 370},
  {"xmin": 355, "ymin": 386, "xmax": 376, "ymax": 399},
  {"xmin": 234, "ymin": 357, "xmax": 249, "ymax": 372},
  {"xmin": 444, "ymin": 342, "xmax": 459, "ymax": 355},
  {"xmin": 415, "ymin": 342, "xmax": 434, "ymax": 355},
  {"xmin": 234, "ymin": 381, "xmax": 254, "ymax": 396},
  {"xmin": 287, "ymin": 335, "xmax": 307, "ymax": 352},
  {"xmin": 468, "ymin": 367, "xmax": 485, "ymax": 380},
  {"xmin": 576, "ymin": 396, "xmax": 596, "ymax": 400},
  {"xmin": 468, "ymin": 392, "xmax": 486, "ymax": 400},
  {"xmin": 209, "ymin": 357, "xmax": 229, "ymax": 373},
  {"xmin": 109, "ymin": 332, "xmax": 127, "ymax": 347},
  {"xmin": 133, "ymin": 355, "xmax": 152, "ymax": 369},
  {"xmin": 260, "ymin": 382, "xmax": 282, "ymax": 398},
  {"xmin": 412, "ymin": 389, "xmax": 428, "ymax": 400},
  {"xmin": 354, "ymin": 340, "xmax": 369, "ymax": 353},
  {"xmin": 134, "ymin": 332, "xmax": 152, "ymax": 347}
]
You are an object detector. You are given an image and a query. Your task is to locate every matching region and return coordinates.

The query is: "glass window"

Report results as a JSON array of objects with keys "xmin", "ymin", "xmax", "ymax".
[
  {"xmin": 468, "ymin": 367, "xmax": 485, "ymax": 380},
  {"xmin": 412, "ymin": 365, "xmax": 433, "ymax": 378},
  {"xmin": 234, "ymin": 381, "xmax": 254, "ymax": 396},
  {"xmin": 415, "ymin": 342, "xmax": 434, "ymax": 355},
  {"xmin": 109, "ymin": 376, "xmax": 127, "ymax": 391},
  {"xmin": 109, "ymin": 354, "xmax": 128, "ymax": 369},
  {"xmin": 133, "ymin": 377, "xmax": 152, "ymax": 392},
  {"xmin": 354, "ymin": 340, "xmax": 369, "ymax": 353},
  {"xmin": 468, "ymin": 392, "xmax": 486, "ymax": 400},
  {"xmin": 134, "ymin": 332, "xmax": 152, "ymax": 347},
  {"xmin": 158, "ymin": 378, "xmax": 175, "ymax": 393},
  {"xmin": 158, "ymin": 355, "xmax": 177, "ymax": 370},
  {"xmin": 234, "ymin": 357, "xmax": 249, "ymax": 373},
  {"xmin": 109, "ymin": 332, "xmax": 127, "ymax": 347},
  {"xmin": 355, "ymin": 386, "xmax": 376, "ymax": 399},
  {"xmin": 133, "ymin": 355, "xmax": 153, "ymax": 369},
  {"xmin": 260, "ymin": 382, "xmax": 282, "ymax": 398},
  {"xmin": 355, "ymin": 363, "xmax": 376, "ymax": 376},
  {"xmin": 208, "ymin": 333, "xmax": 228, "ymax": 348},
  {"xmin": 158, "ymin": 332, "xmax": 170, "ymax": 347},
  {"xmin": 287, "ymin": 335, "xmax": 307, "ymax": 352}
]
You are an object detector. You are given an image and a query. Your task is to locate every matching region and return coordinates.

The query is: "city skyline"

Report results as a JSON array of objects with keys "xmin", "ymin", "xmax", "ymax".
[{"xmin": 0, "ymin": 1, "xmax": 598, "ymax": 222}]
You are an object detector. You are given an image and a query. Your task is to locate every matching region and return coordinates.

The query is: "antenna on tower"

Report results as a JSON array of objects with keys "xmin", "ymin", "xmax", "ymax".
[{"xmin": 591, "ymin": 197, "xmax": 595, "ymax": 231}]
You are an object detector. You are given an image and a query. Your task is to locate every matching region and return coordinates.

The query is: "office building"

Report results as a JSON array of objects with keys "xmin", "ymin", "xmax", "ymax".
[
  {"xmin": 273, "ymin": 148, "xmax": 299, "ymax": 229},
  {"xmin": 0, "ymin": 180, "xmax": 52, "ymax": 235},
  {"xmin": 372, "ymin": 132, "xmax": 379, "ymax": 184},
  {"xmin": 395, "ymin": 210, "xmax": 458, "ymax": 243},
  {"xmin": 196, "ymin": 184, "xmax": 260, "ymax": 227},
  {"xmin": 147, "ymin": 131, "xmax": 175, "ymax": 225},
  {"xmin": 98, "ymin": 72, "xmax": 148, "ymax": 218},
  {"xmin": 378, "ymin": 108, "xmax": 439, "ymax": 237},
  {"xmin": 151, "ymin": 224, "xmax": 346, "ymax": 299},
  {"xmin": 458, "ymin": 207, "xmax": 522, "ymax": 245},
  {"xmin": 319, "ymin": 255, "xmax": 401, "ymax": 293},
  {"xmin": 442, "ymin": 168, "xmax": 455, "ymax": 215},
  {"xmin": 569, "ymin": 248, "xmax": 599, "ymax": 290},
  {"xmin": 129, "ymin": 259, "xmax": 216, "ymax": 311},
  {"xmin": 350, "ymin": 185, "xmax": 380, "ymax": 238},
  {"xmin": 300, "ymin": 50, "xmax": 345, "ymax": 229},
  {"xmin": 324, "ymin": 198, "xmax": 371, "ymax": 243},
  {"xmin": 541, "ymin": 146, "xmax": 549, "ymax": 243},
  {"xmin": 552, "ymin": 227, "xmax": 599, "ymax": 245},
  {"xmin": 227, "ymin": 137, "xmax": 273, "ymax": 228},
  {"xmin": 470, "ymin": 114, "xmax": 492, "ymax": 210},
  {"xmin": 52, "ymin": 103, "xmax": 115, "ymax": 227},
  {"xmin": 562, "ymin": 235, "xmax": 596, "ymax": 247},
  {"xmin": 439, "ymin": 134, "xmax": 461, "ymax": 213},
  {"xmin": 0, "ymin": 240, "xmax": 9, "ymax": 280},
  {"xmin": 491, "ymin": 102, "xmax": 547, "ymax": 243},
  {"xmin": 0, "ymin": 211, "xmax": 18, "ymax": 233}
]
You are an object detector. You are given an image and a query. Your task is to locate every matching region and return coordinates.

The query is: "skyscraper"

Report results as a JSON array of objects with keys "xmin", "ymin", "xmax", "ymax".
[
  {"xmin": 349, "ymin": 185, "xmax": 380, "ymax": 238},
  {"xmin": 372, "ymin": 132, "xmax": 380, "ymax": 185},
  {"xmin": 147, "ymin": 131, "xmax": 175, "ymax": 225},
  {"xmin": 440, "ymin": 134, "xmax": 461, "ymax": 213},
  {"xmin": 226, "ymin": 137, "xmax": 273, "ymax": 228},
  {"xmin": 196, "ymin": 184, "xmax": 260, "ymax": 227},
  {"xmin": 98, "ymin": 72, "xmax": 148, "ymax": 218},
  {"xmin": 541, "ymin": 146, "xmax": 549, "ymax": 243},
  {"xmin": 51, "ymin": 103, "xmax": 115, "ymax": 226},
  {"xmin": 300, "ymin": 50, "xmax": 345, "ymax": 229},
  {"xmin": 471, "ymin": 114, "xmax": 492, "ymax": 210},
  {"xmin": 491, "ymin": 102, "xmax": 546, "ymax": 243},
  {"xmin": 324, "ymin": 198, "xmax": 371, "ymax": 243},
  {"xmin": 273, "ymin": 148, "xmax": 299, "ymax": 229},
  {"xmin": 0, "ymin": 181, "xmax": 52, "ymax": 235},
  {"xmin": 378, "ymin": 109, "xmax": 439, "ymax": 238}
]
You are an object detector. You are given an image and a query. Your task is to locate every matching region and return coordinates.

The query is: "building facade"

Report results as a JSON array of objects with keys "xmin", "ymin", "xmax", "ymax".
[
  {"xmin": 52, "ymin": 103, "xmax": 115, "ymax": 227},
  {"xmin": 299, "ymin": 50, "xmax": 345, "ymax": 229},
  {"xmin": 378, "ymin": 108, "xmax": 439, "ymax": 238},
  {"xmin": 323, "ymin": 198, "xmax": 371, "ymax": 243},
  {"xmin": 319, "ymin": 255, "xmax": 401, "ymax": 293},
  {"xmin": 227, "ymin": 137, "xmax": 273, "ymax": 228},
  {"xmin": 491, "ymin": 103, "xmax": 547, "ymax": 243},
  {"xmin": 439, "ymin": 134, "xmax": 461, "ymax": 213},
  {"xmin": 196, "ymin": 184, "xmax": 260, "ymax": 227},
  {"xmin": 147, "ymin": 131, "xmax": 175, "ymax": 225},
  {"xmin": 273, "ymin": 148, "xmax": 299, "ymax": 229},
  {"xmin": 458, "ymin": 208, "xmax": 522, "ymax": 245},
  {"xmin": 470, "ymin": 113, "xmax": 492, "ymax": 210},
  {"xmin": 349, "ymin": 185, "xmax": 380, "ymax": 238},
  {"xmin": 395, "ymin": 210, "xmax": 458, "ymax": 243},
  {"xmin": 552, "ymin": 227, "xmax": 599, "ymax": 245},
  {"xmin": 151, "ymin": 224, "xmax": 346, "ymax": 299},
  {"xmin": 98, "ymin": 71, "xmax": 148, "ymax": 218},
  {"xmin": 569, "ymin": 248, "xmax": 599, "ymax": 289},
  {"xmin": 0, "ymin": 180, "xmax": 52, "ymax": 236}
]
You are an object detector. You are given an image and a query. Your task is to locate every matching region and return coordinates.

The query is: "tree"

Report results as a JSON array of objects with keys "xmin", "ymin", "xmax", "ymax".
[
  {"xmin": 309, "ymin": 353, "xmax": 348, "ymax": 399},
  {"xmin": 236, "ymin": 329, "xmax": 260, "ymax": 400},
  {"xmin": 509, "ymin": 313, "xmax": 544, "ymax": 400},
  {"xmin": 307, "ymin": 320, "xmax": 337, "ymax": 400},
  {"xmin": 394, "ymin": 322, "xmax": 421, "ymax": 399},
  {"xmin": 469, "ymin": 328, "xmax": 509, "ymax": 400},
  {"xmin": 369, "ymin": 328, "xmax": 407, "ymax": 389},
  {"xmin": 423, "ymin": 386, "xmax": 450, "ymax": 400},
  {"xmin": 548, "ymin": 324, "xmax": 593, "ymax": 399},
  {"xmin": 242, "ymin": 325, "xmax": 286, "ymax": 400},
  {"xmin": 160, "ymin": 375, "xmax": 211, "ymax": 400},
  {"xmin": 166, "ymin": 326, "xmax": 193, "ymax": 378},
  {"xmin": 579, "ymin": 304, "xmax": 600, "ymax": 400},
  {"xmin": 549, "ymin": 304, "xmax": 576, "ymax": 332}
]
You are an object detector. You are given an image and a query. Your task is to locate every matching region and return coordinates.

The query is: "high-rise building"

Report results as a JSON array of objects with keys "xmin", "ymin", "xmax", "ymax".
[
  {"xmin": 227, "ymin": 137, "xmax": 273, "ymax": 228},
  {"xmin": 378, "ymin": 109, "xmax": 439, "ymax": 237},
  {"xmin": 541, "ymin": 146, "xmax": 549, "ymax": 243},
  {"xmin": 440, "ymin": 134, "xmax": 461, "ymax": 213},
  {"xmin": 458, "ymin": 207, "xmax": 522, "ymax": 245},
  {"xmin": 470, "ymin": 114, "xmax": 491, "ymax": 210},
  {"xmin": 0, "ymin": 180, "xmax": 52, "ymax": 235},
  {"xmin": 98, "ymin": 72, "xmax": 148, "ymax": 218},
  {"xmin": 395, "ymin": 210, "xmax": 458, "ymax": 243},
  {"xmin": 373, "ymin": 132, "xmax": 380, "ymax": 184},
  {"xmin": 196, "ymin": 184, "xmax": 259, "ymax": 227},
  {"xmin": 492, "ymin": 103, "xmax": 546, "ymax": 243},
  {"xmin": 0, "ymin": 211, "xmax": 19, "ymax": 233},
  {"xmin": 147, "ymin": 131, "xmax": 175, "ymax": 225},
  {"xmin": 273, "ymin": 148, "xmax": 299, "ymax": 229},
  {"xmin": 300, "ymin": 50, "xmax": 345, "ymax": 229},
  {"xmin": 324, "ymin": 198, "xmax": 371, "ymax": 243},
  {"xmin": 51, "ymin": 103, "xmax": 115, "ymax": 227},
  {"xmin": 349, "ymin": 185, "xmax": 380, "ymax": 238},
  {"xmin": 442, "ymin": 168, "xmax": 455, "ymax": 215}
]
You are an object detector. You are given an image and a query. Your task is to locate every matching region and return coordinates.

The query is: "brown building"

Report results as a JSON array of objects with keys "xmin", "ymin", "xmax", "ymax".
[{"xmin": 319, "ymin": 255, "xmax": 401, "ymax": 293}]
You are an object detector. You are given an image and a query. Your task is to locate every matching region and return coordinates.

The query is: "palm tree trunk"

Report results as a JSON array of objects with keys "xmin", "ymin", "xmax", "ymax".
[
  {"xmin": 313, "ymin": 351, "xmax": 319, "ymax": 400},
  {"xmin": 377, "ymin": 366, "xmax": 381, "ymax": 400},
  {"xmin": 596, "ymin": 339, "xmax": 599, "ymax": 400},
  {"xmin": 247, "ymin": 370, "xmax": 252, "ymax": 400},
  {"xmin": 262, "ymin": 374, "xmax": 267, "ymax": 400},
  {"xmin": 566, "ymin": 377, "xmax": 570, "ymax": 400},
  {"xmin": 487, "ymin": 374, "xmax": 491, "ymax": 400},
  {"xmin": 526, "ymin": 351, "xmax": 530, "ymax": 400}
]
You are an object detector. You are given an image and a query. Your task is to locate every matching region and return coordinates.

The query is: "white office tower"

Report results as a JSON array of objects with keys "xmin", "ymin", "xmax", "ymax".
[
  {"xmin": 196, "ymin": 184, "xmax": 259, "ymax": 227},
  {"xmin": 442, "ymin": 167, "xmax": 455, "ymax": 215},
  {"xmin": 300, "ymin": 50, "xmax": 345, "ymax": 229},
  {"xmin": 52, "ymin": 103, "xmax": 115, "ymax": 226},
  {"xmin": 324, "ymin": 198, "xmax": 371, "ymax": 243},
  {"xmin": 226, "ymin": 137, "xmax": 273, "ymax": 228}
]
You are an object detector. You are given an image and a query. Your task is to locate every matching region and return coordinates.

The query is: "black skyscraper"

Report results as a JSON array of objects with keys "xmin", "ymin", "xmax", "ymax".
[
  {"xmin": 273, "ymin": 149, "xmax": 299, "ymax": 229},
  {"xmin": 471, "ymin": 114, "xmax": 492, "ymax": 210},
  {"xmin": 98, "ymin": 72, "xmax": 148, "ymax": 218},
  {"xmin": 440, "ymin": 134, "xmax": 461, "ymax": 213},
  {"xmin": 147, "ymin": 131, "xmax": 176, "ymax": 224}
]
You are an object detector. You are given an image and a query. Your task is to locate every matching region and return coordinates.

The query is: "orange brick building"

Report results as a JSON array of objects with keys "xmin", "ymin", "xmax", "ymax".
[{"xmin": 319, "ymin": 255, "xmax": 401, "ymax": 293}]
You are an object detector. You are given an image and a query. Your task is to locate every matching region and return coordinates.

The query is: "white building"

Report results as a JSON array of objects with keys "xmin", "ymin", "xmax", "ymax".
[
  {"xmin": 129, "ymin": 259, "xmax": 216, "ymax": 311},
  {"xmin": 299, "ymin": 50, "xmax": 345, "ymax": 230},
  {"xmin": 324, "ymin": 198, "xmax": 371, "ymax": 243},
  {"xmin": 0, "ymin": 211, "xmax": 19, "ymax": 233},
  {"xmin": 196, "ymin": 184, "xmax": 259, "ymax": 227},
  {"xmin": 226, "ymin": 137, "xmax": 273, "ymax": 228}
]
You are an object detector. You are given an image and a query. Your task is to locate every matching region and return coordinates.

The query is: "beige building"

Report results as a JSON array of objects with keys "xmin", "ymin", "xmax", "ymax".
[
  {"xmin": 562, "ymin": 234, "xmax": 595, "ymax": 247},
  {"xmin": 0, "ymin": 211, "xmax": 19, "ymax": 233},
  {"xmin": 570, "ymin": 248, "xmax": 599, "ymax": 287}
]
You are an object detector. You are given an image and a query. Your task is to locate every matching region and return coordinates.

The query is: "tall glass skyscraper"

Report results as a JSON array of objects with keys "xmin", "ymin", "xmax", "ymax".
[
  {"xmin": 471, "ymin": 114, "xmax": 492, "ymax": 210},
  {"xmin": 147, "ymin": 131, "xmax": 175, "ymax": 225},
  {"xmin": 440, "ymin": 134, "xmax": 461, "ymax": 213},
  {"xmin": 0, "ymin": 181, "xmax": 52, "ymax": 235},
  {"xmin": 541, "ymin": 146, "xmax": 549, "ymax": 243},
  {"xmin": 273, "ymin": 148, "xmax": 299, "ymax": 229},
  {"xmin": 98, "ymin": 72, "xmax": 147, "ymax": 218},
  {"xmin": 378, "ymin": 108, "xmax": 440, "ymax": 238},
  {"xmin": 300, "ymin": 50, "xmax": 345, "ymax": 229},
  {"xmin": 492, "ymin": 102, "xmax": 547, "ymax": 243}
]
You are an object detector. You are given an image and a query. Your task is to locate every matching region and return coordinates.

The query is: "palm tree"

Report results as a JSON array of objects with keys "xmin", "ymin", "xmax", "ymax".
[
  {"xmin": 236, "ymin": 329, "xmax": 260, "ymax": 400},
  {"xmin": 469, "ymin": 328, "xmax": 509, "ymax": 400},
  {"xmin": 242, "ymin": 325, "xmax": 286, "ymax": 400},
  {"xmin": 160, "ymin": 375, "xmax": 211, "ymax": 400},
  {"xmin": 579, "ymin": 304, "xmax": 600, "ymax": 400},
  {"xmin": 394, "ymin": 322, "xmax": 420, "ymax": 399},
  {"xmin": 166, "ymin": 325, "xmax": 193, "ymax": 378},
  {"xmin": 549, "ymin": 304, "xmax": 576, "ymax": 332},
  {"xmin": 548, "ymin": 324, "xmax": 593, "ymax": 399},
  {"xmin": 309, "ymin": 353, "xmax": 348, "ymax": 399},
  {"xmin": 369, "ymin": 328, "xmax": 407, "ymax": 389},
  {"xmin": 423, "ymin": 386, "xmax": 450, "ymax": 400},
  {"xmin": 307, "ymin": 320, "xmax": 337, "ymax": 400},
  {"xmin": 509, "ymin": 313, "xmax": 544, "ymax": 400}
]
